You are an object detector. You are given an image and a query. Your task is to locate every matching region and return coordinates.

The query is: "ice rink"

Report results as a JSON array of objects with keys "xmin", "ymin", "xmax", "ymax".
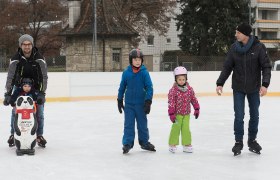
[{"xmin": 0, "ymin": 96, "xmax": 279, "ymax": 180}]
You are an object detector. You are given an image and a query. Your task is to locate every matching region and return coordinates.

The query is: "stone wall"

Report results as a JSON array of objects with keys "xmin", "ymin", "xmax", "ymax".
[{"xmin": 65, "ymin": 36, "xmax": 132, "ymax": 72}]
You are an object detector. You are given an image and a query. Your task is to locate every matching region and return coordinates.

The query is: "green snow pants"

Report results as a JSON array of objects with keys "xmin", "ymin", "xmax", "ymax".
[{"xmin": 168, "ymin": 114, "xmax": 191, "ymax": 146}]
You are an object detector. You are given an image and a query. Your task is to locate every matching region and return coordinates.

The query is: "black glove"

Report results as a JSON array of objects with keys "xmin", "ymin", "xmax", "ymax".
[
  {"xmin": 10, "ymin": 100, "xmax": 16, "ymax": 107},
  {"xmin": 37, "ymin": 92, "xmax": 46, "ymax": 105},
  {"xmin": 3, "ymin": 93, "xmax": 11, "ymax": 106},
  {"xmin": 144, "ymin": 100, "xmax": 152, "ymax": 114},
  {"xmin": 117, "ymin": 99, "xmax": 124, "ymax": 113}
]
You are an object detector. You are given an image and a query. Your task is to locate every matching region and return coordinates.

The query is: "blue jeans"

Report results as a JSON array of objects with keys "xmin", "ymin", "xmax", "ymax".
[
  {"xmin": 122, "ymin": 103, "xmax": 149, "ymax": 146},
  {"xmin": 11, "ymin": 104, "xmax": 45, "ymax": 136},
  {"xmin": 233, "ymin": 90, "xmax": 260, "ymax": 141}
]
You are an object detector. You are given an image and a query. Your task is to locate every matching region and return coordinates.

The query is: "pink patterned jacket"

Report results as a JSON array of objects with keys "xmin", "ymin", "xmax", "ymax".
[{"xmin": 168, "ymin": 83, "xmax": 199, "ymax": 119}]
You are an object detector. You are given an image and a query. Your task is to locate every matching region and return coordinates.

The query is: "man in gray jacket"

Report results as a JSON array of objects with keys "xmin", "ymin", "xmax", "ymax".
[
  {"xmin": 216, "ymin": 23, "xmax": 271, "ymax": 156},
  {"xmin": 3, "ymin": 34, "xmax": 48, "ymax": 148}
]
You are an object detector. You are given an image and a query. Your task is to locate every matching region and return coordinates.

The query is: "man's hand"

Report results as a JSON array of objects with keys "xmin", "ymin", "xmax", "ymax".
[
  {"xmin": 259, "ymin": 86, "xmax": 267, "ymax": 97},
  {"xmin": 3, "ymin": 93, "xmax": 11, "ymax": 106},
  {"xmin": 216, "ymin": 86, "xmax": 223, "ymax": 96}
]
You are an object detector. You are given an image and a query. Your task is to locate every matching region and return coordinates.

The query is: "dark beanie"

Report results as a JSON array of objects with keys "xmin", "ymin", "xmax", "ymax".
[{"xmin": 236, "ymin": 23, "xmax": 252, "ymax": 36}]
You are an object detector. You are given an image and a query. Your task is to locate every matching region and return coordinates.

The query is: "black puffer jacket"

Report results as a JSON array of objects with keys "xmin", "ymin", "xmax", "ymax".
[
  {"xmin": 217, "ymin": 36, "xmax": 271, "ymax": 93},
  {"xmin": 5, "ymin": 47, "xmax": 48, "ymax": 94}
]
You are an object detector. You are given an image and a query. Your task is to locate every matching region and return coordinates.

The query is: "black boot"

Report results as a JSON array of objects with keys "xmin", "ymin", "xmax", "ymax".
[
  {"xmin": 7, "ymin": 134, "xmax": 15, "ymax": 147},
  {"xmin": 37, "ymin": 136, "xmax": 47, "ymax": 148},
  {"xmin": 122, "ymin": 144, "xmax": 132, "ymax": 154},
  {"xmin": 140, "ymin": 142, "xmax": 156, "ymax": 152},
  {"xmin": 248, "ymin": 139, "xmax": 262, "ymax": 154},
  {"xmin": 232, "ymin": 141, "xmax": 243, "ymax": 156}
]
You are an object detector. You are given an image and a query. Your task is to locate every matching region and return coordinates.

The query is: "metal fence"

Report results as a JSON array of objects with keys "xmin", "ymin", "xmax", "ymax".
[
  {"xmin": 160, "ymin": 55, "xmax": 225, "ymax": 71},
  {"xmin": 0, "ymin": 56, "xmax": 66, "ymax": 72},
  {"xmin": 1, "ymin": 54, "xmax": 279, "ymax": 72},
  {"xmin": 160, "ymin": 55, "xmax": 280, "ymax": 71}
]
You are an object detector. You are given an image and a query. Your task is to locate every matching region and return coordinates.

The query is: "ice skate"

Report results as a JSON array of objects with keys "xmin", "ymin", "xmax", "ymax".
[
  {"xmin": 140, "ymin": 142, "xmax": 156, "ymax": 152},
  {"xmin": 248, "ymin": 140, "xmax": 262, "ymax": 155},
  {"xmin": 37, "ymin": 136, "xmax": 47, "ymax": 148},
  {"xmin": 7, "ymin": 134, "xmax": 15, "ymax": 147},
  {"xmin": 183, "ymin": 145, "xmax": 193, "ymax": 153},
  {"xmin": 232, "ymin": 141, "xmax": 243, "ymax": 156},
  {"xmin": 122, "ymin": 144, "xmax": 132, "ymax": 154},
  {"xmin": 169, "ymin": 145, "xmax": 177, "ymax": 153}
]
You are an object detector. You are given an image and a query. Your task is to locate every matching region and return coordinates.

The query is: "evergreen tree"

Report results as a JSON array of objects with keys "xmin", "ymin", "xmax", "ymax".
[{"xmin": 176, "ymin": 0, "xmax": 250, "ymax": 56}]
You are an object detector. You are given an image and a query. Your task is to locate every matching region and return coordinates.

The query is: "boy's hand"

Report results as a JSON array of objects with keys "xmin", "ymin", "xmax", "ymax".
[
  {"xmin": 10, "ymin": 100, "xmax": 16, "ymax": 107},
  {"xmin": 117, "ymin": 99, "xmax": 124, "ymax": 113},
  {"xmin": 3, "ymin": 93, "xmax": 11, "ymax": 106},
  {"xmin": 144, "ymin": 100, "xmax": 152, "ymax": 114}
]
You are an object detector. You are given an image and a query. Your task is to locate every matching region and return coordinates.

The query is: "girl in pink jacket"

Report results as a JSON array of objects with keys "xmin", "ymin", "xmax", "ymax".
[{"xmin": 168, "ymin": 66, "xmax": 200, "ymax": 153}]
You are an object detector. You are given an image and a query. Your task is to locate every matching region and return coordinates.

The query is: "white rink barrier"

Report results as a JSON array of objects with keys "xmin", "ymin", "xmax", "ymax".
[{"xmin": 0, "ymin": 71, "xmax": 279, "ymax": 102}]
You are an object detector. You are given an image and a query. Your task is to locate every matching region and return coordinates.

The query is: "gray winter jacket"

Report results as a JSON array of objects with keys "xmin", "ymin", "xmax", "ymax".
[{"xmin": 216, "ymin": 36, "xmax": 271, "ymax": 93}]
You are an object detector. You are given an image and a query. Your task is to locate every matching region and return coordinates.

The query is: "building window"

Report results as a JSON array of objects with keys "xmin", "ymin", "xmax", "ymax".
[
  {"xmin": 260, "ymin": 32, "xmax": 277, "ymax": 40},
  {"xmin": 112, "ymin": 48, "xmax": 121, "ymax": 62},
  {"xmin": 166, "ymin": 38, "xmax": 171, "ymax": 44},
  {"xmin": 262, "ymin": 10, "xmax": 268, "ymax": 19},
  {"xmin": 147, "ymin": 35, "xmax": 154, "ymax": 46}
]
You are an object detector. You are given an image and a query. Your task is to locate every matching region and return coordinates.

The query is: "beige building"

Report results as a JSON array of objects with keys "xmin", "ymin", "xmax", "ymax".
[
  {"xmin": 61, "ymin": 0, "xmax": 138, "ymax": 72},
  {"xmin": 252, "ymin": 0, "xmax": 280, "ymax": 49}
]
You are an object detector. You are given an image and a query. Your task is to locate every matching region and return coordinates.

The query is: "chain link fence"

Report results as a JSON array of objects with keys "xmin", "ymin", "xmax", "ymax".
[
  {"xmin": 0, "ymin": 55, "xmax": 66, "ymax": 72},
  {"xmin": 160, "ymin": 55, "xmax": 280, "ymax": 71},
  {"xmin": 1, "ymin": 54, "xmax": 279, "ymax": 72}
]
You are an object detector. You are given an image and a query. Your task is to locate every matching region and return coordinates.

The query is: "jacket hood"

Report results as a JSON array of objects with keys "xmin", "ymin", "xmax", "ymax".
[{"xmin": 18, "ymin": 47, "xmax": 39, "ymax": 57}]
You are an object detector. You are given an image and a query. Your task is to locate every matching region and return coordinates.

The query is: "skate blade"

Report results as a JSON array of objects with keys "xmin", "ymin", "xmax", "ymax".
[
  {"xmin": 122, "ymin": 149, "xmax": 130, "ymax": 154},
  {"xmin": 141, "ymin": 148, "xmax": 156, "ymax": 152},
  {"xmin": 123, "ymin": 151, "xmax": 129, "ymax": 154},
  {"xmin": 38, "ymin": 143, "xmax": 46, "ymax": 148},
  {"xmin": 9, "ymin": 144, "xmax": 15, "ymax": 147},
  {"xmin": 249, "ymin": 148, "xmax": 261, "ymax": 154},
  {"xmin": 233, "ymin": 152, "xmax": 241, "ymax": 156}
]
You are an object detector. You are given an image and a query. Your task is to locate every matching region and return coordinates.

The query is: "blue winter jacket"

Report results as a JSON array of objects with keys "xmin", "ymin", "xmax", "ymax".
[{"xmin": 118, "ymin": 65, "xmax": 153, "ymax": 105}]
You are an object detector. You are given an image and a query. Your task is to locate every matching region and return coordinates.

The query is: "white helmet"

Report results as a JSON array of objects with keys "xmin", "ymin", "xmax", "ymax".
[{"xmin": 173, "ymin": 66, "xmax": 187, "ymax": 76}]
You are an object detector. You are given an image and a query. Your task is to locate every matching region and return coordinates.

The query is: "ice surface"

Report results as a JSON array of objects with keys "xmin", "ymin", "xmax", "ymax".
[{"xmin": 0, "ymin": 96, "xmax": 279, "ymax": 180}]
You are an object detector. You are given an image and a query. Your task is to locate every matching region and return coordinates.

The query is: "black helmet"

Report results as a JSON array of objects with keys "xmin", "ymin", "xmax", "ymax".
[
  {"xmin": 21, "ymin": 78, "xmax": 33, "ymax": 86},
  {"xmin": 129, "ymin": 49, "xmax": 144, "ymax": 65}
]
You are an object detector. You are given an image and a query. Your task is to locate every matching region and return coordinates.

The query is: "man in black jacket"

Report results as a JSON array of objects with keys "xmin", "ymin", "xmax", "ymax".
[
  {"xmin": 3, "ymin": 34, "xmax": 48, "ymax": 148},
  {"xmin": 216, "ymin": 23, "xmax": 271, "ymax": 156}
]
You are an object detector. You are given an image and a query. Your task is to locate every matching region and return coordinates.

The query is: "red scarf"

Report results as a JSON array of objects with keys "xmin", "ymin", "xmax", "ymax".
[{"xmin": 132, "ymin": 66, "xmax": 140, "ymax": 73}]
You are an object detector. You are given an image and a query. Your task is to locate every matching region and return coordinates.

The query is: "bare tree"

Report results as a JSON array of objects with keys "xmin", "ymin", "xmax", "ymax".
[
  {"xmin": 0, "ymin": 0, "xmax": 67, "ymax": 57},
  {"xmin": 115, "ymin": 0, "xmax": 176, "ymax": 38}
]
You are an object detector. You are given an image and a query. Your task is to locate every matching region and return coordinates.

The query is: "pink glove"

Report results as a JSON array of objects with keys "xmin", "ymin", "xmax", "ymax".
[
  {"xmin": 194, "ymin": 109, "xmax": 199, "ymax": 119},
  {"xmin": 193, "ymin": 103, "xmax": 200, "ymax": 119},
  {"xmin": 168, "ymin": 108, "xmax": 176, "ymax": 123},
  {"xmin": 169, "ymin": 114, "xmax": 176, "ymax": 123}
]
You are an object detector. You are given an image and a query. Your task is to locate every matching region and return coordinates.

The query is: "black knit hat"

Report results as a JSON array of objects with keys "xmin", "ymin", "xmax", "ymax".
[
  {"xmin": 236, "ymin": 23, "xmax": 252, "ymax": 36},
  {"xmin": 21, "ymin": 78, "xmax": 33, "ymax": 87}
]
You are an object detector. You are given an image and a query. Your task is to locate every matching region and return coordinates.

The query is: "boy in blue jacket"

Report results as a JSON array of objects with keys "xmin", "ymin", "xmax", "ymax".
[{"xmin": 117, "ymin": 49, "xmax": 156, "ymax": 154}]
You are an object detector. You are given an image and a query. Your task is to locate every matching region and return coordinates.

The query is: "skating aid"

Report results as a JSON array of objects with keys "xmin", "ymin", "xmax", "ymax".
[{"xmin": 14, "ymin": 96, "xmax": 37, "ymax": 156}]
